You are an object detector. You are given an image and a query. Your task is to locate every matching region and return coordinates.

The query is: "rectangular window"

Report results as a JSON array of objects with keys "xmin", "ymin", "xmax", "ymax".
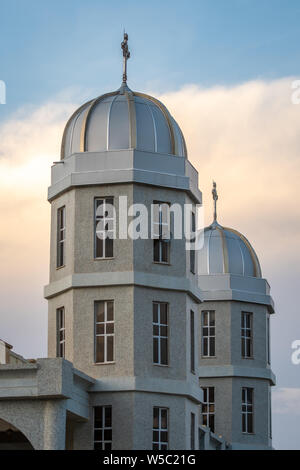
[
  {"xmin": 152, "ymin": 407, "xmax": 168, "ymax": 450},
  {"xmin": 267, "ymin": 316, "xmax": 271, "ymax": 364},
  {"xmin": 191, "ymin": 412, "xmax": 195, "ymax": 450},
  {"xmin": 95, "ymin": 301, "xmax": 114, "ymax": 363},
  {"xmin": 201, "ymin": 311, "xmax": 215, "ymax": 357},
  {"xmin": 57, "ymin": 206, "xmax": 65, "ymax": 268},
  {"xmin": 241, "ymin": 312, "xmax": 253, "ymax": 358},
  {"xmin": 57, "ymin": 307, "xmax": 65, "ymax": 358},
  {"xmin": 242, "ymin": 387, "xmax": 254, "ymax": 434},
  {"xmin": 94, "ymin": 198, "xmax": 114, "ymax": 259},
  {"xmin": 94, "ymin": 406, "xmax": 112, "ymax": 450},
  {"xmin": 201, "ymin": 387, "xmax": 215, "ymax": 433},
  {"xmin": 190, "ymin": 212, "xmax": 196, "ymax": 274},
  {"xmin": 153, "ymin": 302, "xmax": 168, "ymax": 366},
  {"xmin": 153, "ymin": 202, "xmax": 170, "ymax": 263},
  {"xmin": 190, "ymin": 310, "xmax": 195, "ymax": 373}
]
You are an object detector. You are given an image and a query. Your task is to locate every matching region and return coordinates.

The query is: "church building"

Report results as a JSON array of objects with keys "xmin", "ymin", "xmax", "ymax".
[{"xmin": 0, "ymin": 34, "xmax": 275, "ymax": 450}]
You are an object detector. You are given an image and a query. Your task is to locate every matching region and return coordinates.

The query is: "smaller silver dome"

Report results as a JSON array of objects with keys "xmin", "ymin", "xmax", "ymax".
[
  {"xmin": 61, "ymin": 84, "xmax": 187, "ymax": 159},
  {"xmin": 198, "ymin": 221, "xmax": 262, "ymax": 278}
]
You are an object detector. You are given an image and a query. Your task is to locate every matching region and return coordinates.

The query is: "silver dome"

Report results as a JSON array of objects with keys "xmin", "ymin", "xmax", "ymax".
[
  {"xmin": 198, "ymin": 221, "xmax": 262, "ymax": 278},
  {"xmin": 61, "ymin": 84, "xmax": 187, "ymax": 159}
]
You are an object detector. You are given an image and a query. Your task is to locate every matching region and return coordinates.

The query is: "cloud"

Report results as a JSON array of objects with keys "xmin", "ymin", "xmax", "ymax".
[
  {"xmin": 0, "ymin": 96, "xmax": 80, "ymax": 356},
  {"xmin": 273, "ymin": 388, "xmax": 300, "ymax": 415},
  {"xmin": 158, "ymin": 78, "xmax": 300, "ymax": 275}
]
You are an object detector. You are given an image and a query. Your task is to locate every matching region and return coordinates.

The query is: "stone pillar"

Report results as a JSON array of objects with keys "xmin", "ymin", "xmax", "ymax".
[{"xmin": 43, "ymin": 401, "xmax": 66, "ymax": 450}]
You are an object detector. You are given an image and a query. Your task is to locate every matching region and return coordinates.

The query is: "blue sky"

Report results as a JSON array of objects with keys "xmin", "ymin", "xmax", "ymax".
[
  {"xmin": 0, "ymin": 0, "xmax": 300, "ymax": 450},
  {"xmin": 1, "ymin": 0, "xmax": 300, "ymax": 118}
]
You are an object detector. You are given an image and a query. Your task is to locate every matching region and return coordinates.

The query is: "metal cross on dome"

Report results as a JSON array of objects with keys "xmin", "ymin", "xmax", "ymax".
[
  {"xmin": 121, "ymin": 31, "xmax": 130, "ymax": 83},
  {"xmin": 212, "ymin": 181, "xmax": 218, "ymax": 222}
]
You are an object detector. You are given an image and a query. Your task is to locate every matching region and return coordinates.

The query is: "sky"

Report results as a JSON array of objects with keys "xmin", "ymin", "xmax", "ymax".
[{"xmin": 0, "ymin": 0, "xmax": 300, "ymax": 450}]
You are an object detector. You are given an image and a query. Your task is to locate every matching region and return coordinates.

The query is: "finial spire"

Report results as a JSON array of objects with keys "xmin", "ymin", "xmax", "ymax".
[
  {"xmin": 121, "ymin": 31, "xmax": 130, "ymax": 83},
  {"xmin": 212, "ymin": 181, "xmax": 218, "ymax": 222}
]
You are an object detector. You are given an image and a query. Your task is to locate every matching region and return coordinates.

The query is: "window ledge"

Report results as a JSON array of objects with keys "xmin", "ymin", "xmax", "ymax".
[
  {"xmin": 153, "ymin": 363, "xmax": 169, "ymax": 367},
  {"xmin": 94, "ymin": 257, "xmax": 115, "ymax": 261},
  {"xmin": 56, "ymin": 265, "xmax": 65, "ymax": 270},
  {"xmin": 94, "ymin": 361, "xmax": 116, "ymax": 365},
  {"xmin": 153, "ymin": 262, "xmax": 171, "ymax": 266}
]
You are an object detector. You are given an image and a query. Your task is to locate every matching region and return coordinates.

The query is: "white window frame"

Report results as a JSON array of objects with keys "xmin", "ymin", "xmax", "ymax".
[
  {"xmin": 153, "ymin": 302, "xmax": 168, "ymax": 366},
  {"xmin": 242, "ymin": 387, "xmax": 254, "ymax": 434},
  {"xmin": 241, "ymin": 312, "xmax": 253, "ymax": 358},
  {"xmin": 94, "ymin": 406, "xmax": 112, "ymax": 450},
  {"xmin": 57, "ymin": 307, "xmax": 65, "ymax": 358},
  {"xmin": 152, "ymin": 407, "xmax": 169, "ymax": 450},
  {"xmin": 190, "ymin": 310, "xmax": 195, "ymax": 373},
  {"xmin": 190, "ymin": 211, "xmax": 196, "ymax": 274},
  {"xmin": 267, "ymin": 315, "xmax": 271, "ymax": 364},
  {"xmin": 201, "ymin": 386, "xmax": 215, "ymax": 433},
  {"xmin": 95, "ymin": 301, "xmax": 114, "ymax": 364},
  {"xmin": 94, "ymin": 197, "xmax": 115, "ymax": 259},
  {"xmin": 152, "ymin": 202, "xmax": 170, "ymax": 264},
  {"xmin": 57, "ymin": 206, "xmax": 65, "ymax": 268},
  {"xmin": 201, "ymin": 310, "xmax": 215, "ymax": 357}
]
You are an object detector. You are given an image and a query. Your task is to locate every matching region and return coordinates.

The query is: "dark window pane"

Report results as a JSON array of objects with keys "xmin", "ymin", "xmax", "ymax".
[
  {"xmin": 160, "ymin": 325, "xmax": 167, "ymax": 337},
  {"xmin": 95, "ymin": 302, "xmax": 104, "ymax": 323},
  {"xmin": 153, "ymin": 408, "xmax": 159, "ymax": 428},
  {"xmin": 202, "ymin": 415, "xmax": 207, "ymax": 426},
  {"xmin": 94, "ymin": 430, "xmax": 102, "ymax": 441},
  {"xmin": 247, "ymin": 414, "xmax": 253, "ymax": 433},
  {"xmin": 161, "ymin": 409, "xmax": 168, "ymax": 429},
  {"xmin": 160, "ymin": 304, "xmax": 168, "ymax": 324},
  {"xmin": 94, "ymin": 407, "xmax": 102, "ymax": 424},
  {"xmin": 210, "ymin": 337, "xmax": 215, "ymax": 356},
  {"xmin": 153, "ymin": 444, "xmax": 159, "ymax": 450},
  {"xmin": 203, "ymin": 338, "xmax": 208, "ymax": 356},
  {"xmin": 153, "ymin": 431, "xmax": 159, "ymax": 441},
  {"xmin": 96, "ymin": 237, "xmax": 103, "ymax": 258},
  {"xmin": 160, "ymin": 338, "xmax": 168, "ymax": 365},
  {"xmin": 153, "ymin": 303, "xmax": 158, "ymax": 323},
  {"xmin": 107, "ymin": 301, "xmax": 114, "ymax": 321},
  {"xmin": 242, "ymin": 414, "xmax": 246, "ymax": 432},
  {"xmin": 105, "ymin": 407, "xmax": 112, "ymax": 427},
  {"xmin": 153, "ymin": 325, "xmax": 159, "ymax": 335},
  {"xmin": 154, "ymin": 239, "xmax": 159, "ymax": 261},
  {"xmin": 105, "ymin": 238, "xmax": 113, "ymax": 257},
  {"xmin": 96, "ymin": 336, "xmax": 104, "ymax": 363},
  {"xmin": 94, "ymin": 443, "xmax": 103, "ymax": 450},
  {"xmin": 209, "ymin": 387, "xmax": 214, "ymax": 402},
  {"xmin": 209, "ymin": 415, "xmax": 215, "ymax": 433},
  {"xmin": 106, "ymin": 323, "xmax": 114, "ymax": 334},
  {"xmin": 161, "ymin": 431, "xmax": 168, "ymax": 442},
  {"xmin": 202, "ymin": 312, "xmax": 208, "ymax": 326},
  {"xmin": 153, "ymin": 338, "xmax": 158, "ymax": 363},
  {"xmin": 107, "ymin": 336, "xmax": 114, "ymax": 362},
  {"xmin": 104, "ymin": 429, "xmax": 112, "ymax": 441},
  {"xmin": 96, "ymin": 324, "xmax": 104, "ymax": 335},
  {"xmin": 161, "ymin": 444, "xmax": 168, "ymax": 450},
  {"xmin": 161, "ymin": 241, "xmax": 169, "ymax": 262},
  {"xmin": 104, "ymin": 442, "xmax": 112, "ymax": 450}
]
